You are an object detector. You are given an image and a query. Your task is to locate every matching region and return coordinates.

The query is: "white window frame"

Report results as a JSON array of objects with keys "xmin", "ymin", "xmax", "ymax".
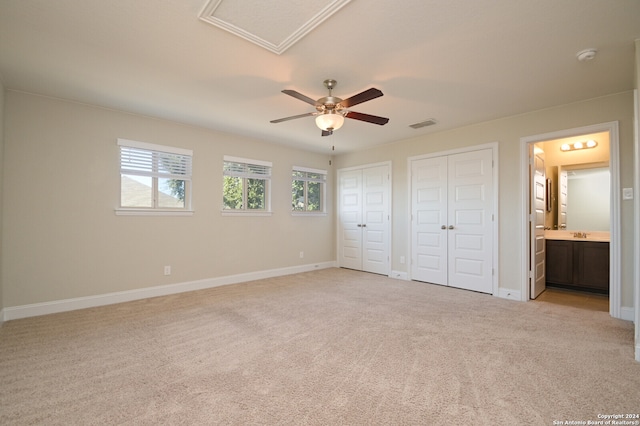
[
  {"xmin": 222, "ymin": 155, "xmax": 272, "ymax": 216},
  {"xmin": 116, "ymin": 138, "xmax": 193, "ymax": 216},
  {"xmin": 292, "ymin": 166, "xmax": 327, "ymax": 216}
]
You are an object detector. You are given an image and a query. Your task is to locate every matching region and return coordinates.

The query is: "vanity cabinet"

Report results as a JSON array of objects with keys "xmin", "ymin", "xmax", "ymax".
[{"xmin": 545, "ymin": 240, "xmax": 609, "ymax": 293}]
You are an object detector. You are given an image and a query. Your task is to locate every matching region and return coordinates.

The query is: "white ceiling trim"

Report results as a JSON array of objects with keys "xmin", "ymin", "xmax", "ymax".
[{"xmin": 198, "ymin": 0, "xmax": 351, "ymax": 54}]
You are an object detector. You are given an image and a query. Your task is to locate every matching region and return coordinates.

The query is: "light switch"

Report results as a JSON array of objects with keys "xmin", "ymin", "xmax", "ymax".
[{"xmin": 622, "ymin": 187, "xmax": 633, "ymax": 200}]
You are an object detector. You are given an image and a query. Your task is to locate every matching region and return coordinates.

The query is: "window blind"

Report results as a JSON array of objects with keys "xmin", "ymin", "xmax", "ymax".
[
  {"xmin": 292, "ymin": 166, "xmax": 326, "ymax": 182},
  {"xmin": 223, "ymin": 156, "xmax": 272, "ymax": 179},
  {"xmin": 118, "ymin": 139, "xmax": 192, "ymax": 180}
]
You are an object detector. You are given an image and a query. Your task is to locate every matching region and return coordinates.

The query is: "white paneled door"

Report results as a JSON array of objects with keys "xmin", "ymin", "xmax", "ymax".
[
  {"xmin": 411, "ymin": 149, "xmax": 494, "ymax": 294},
  {"xmin": 530, "ymin": 149, "xmax": 546, "ymax": 299},
  {"xmin": 338, "ymin": 164, "xmax": 390, "ymax": 275}
]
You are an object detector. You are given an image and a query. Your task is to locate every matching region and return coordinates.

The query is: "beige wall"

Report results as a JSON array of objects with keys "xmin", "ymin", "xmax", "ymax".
[
  {"xmin": 1, "ymin": 89, "xmax": 636, "ymax": 312},
  {"xmin": 2, "ymin": 91, "xmax": 335, "ymax": 307},
  {"xmin": 334, "ymin": 91, "xmax": 635, "ymax": 308}
]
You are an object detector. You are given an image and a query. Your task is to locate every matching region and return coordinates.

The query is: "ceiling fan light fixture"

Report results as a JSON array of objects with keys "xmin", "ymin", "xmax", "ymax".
[{"xmin": 316, "ymin": 111, "xmax": 344, "ymax": 131}]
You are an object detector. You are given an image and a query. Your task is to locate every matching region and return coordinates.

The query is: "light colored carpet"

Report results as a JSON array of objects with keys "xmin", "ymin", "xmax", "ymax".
[{"xmin": 0, "ymin": 268, "xmax": 638, "ymax": 425}]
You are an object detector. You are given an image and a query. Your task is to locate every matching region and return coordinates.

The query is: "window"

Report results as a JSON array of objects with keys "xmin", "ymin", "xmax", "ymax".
[
  {"xmin": 292, "ymin": 166, "xmax": 327, "ymax": 214},
  {"xmin": 223, "ymin": 156, "xmax": 272, "ymax": 214},
  {"xmin": 117, "ymin": 139, "xmax": 192, "ymax": 215}
]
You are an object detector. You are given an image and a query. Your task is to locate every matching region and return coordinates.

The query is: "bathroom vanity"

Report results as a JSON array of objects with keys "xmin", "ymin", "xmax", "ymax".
[{"xmin": 545, "ymin": 231, "xmax": 609, "ymax": 294}]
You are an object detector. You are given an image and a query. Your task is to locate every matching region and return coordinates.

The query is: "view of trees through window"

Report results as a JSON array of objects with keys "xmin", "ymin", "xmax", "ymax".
[
  {"xmin": 222, "ymin": 158, "xmax": 270, "ymax": 211},
  {"xmin": 223, "ymin": 176, "xmax": 266, "ymax": 210},
  {"xmin": 292, "ymin": 170, "xmax": 324, "ymax": 212}
]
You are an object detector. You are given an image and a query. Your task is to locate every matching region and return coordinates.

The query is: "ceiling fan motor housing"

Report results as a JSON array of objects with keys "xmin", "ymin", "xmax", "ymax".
[{"xmin": 316, "ymin": 96, "xmax": 344, "ymax": 113}]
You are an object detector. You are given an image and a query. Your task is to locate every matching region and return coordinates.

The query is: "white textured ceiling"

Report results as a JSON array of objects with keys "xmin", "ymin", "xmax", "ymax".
[{"xmin": 0, "ymin": 0, "xmax": 638, "ymax": 153}]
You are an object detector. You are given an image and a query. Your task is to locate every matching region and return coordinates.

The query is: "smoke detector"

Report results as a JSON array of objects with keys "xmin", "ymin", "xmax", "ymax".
[{"xmin": 576, "ymin": 48, "xmax": 597, "ymax": 61}]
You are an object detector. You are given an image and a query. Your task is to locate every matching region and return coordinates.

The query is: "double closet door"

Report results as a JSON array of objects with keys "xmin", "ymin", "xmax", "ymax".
[
  {"xmin": 411, "ymin": 149, "xmax": 494, "ymax": 294},
  {"xmin": 338, "ymin": 164, "xmax": 390, "ymax": 275}
]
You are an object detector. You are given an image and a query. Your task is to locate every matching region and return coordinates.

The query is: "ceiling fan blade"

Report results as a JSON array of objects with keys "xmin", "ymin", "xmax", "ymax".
[
  {"xmin": 344, "ymin": 111, "xmax": 389, "ymax": 125},
  {"xmin": 340, "ymin": 88, "xmax": 383, "ymax": 108},
  {"xmin": 321, "ymin": 129, "xmax": 333, "ymax": 137},
  {"xmin": 282, "ymin": 89, "xmax": 318, "ymax": 106},
  {"xmin": 270, "ymin": 112, "xmax": 317, "ymax": 123}
]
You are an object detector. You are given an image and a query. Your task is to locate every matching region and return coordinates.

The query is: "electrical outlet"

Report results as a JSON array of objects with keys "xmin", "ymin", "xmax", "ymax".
[
  {"xmin": 299, "ymin": 251, "xmax": 304, "ymax": 259},
  {"xmin": 164, "ymin": 265, "xmax": 171, "ymax": 276},
  {"xmin": 622, "ymin": 187, "xmax": 633, "ymax": 200},
  {"xmin": 400, "ymin": 256, "xmax": 405, "ymax": 264}
]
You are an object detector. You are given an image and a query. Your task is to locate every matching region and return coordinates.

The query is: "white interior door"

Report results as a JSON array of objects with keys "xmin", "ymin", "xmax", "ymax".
[
  {"xmin": 362, "ymin": 166, "xmax": 390, "ymax": 275},
  {"xmin": 530, "ymin": 149, "xmax": 546, "ymax": 299},
  {"xmin": 447, "ymin": 149, "xmax": 494, "ymax": 293},
  {"xmin": 338, "ymin": 169, "xmax": 363, "ymax": 270},
  {"xmin": 411, "ymin": 149, "xmax": 494, "ymax": 294},
  {"xmin": 411, "ymin": 156, "xmax": 448, "ymax": 285},
  {"xmin": 338, "ymin": 164, "xmax": 390, "ymax": 275}
]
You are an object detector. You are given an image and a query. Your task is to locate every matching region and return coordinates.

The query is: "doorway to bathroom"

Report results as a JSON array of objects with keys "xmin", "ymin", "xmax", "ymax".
[{"xmin": 520, "ymin": 122, "xmax": 621, "ymax": 318}]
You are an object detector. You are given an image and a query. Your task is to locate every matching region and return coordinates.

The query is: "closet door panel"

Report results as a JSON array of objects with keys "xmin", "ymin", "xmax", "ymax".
[
  {"xmin": 411, "ymin": 156, "xmax": 448, "ymax": 285},
  {"xmin": 447, "ymin": 149, "xmax": 494, "ymax": 293}
]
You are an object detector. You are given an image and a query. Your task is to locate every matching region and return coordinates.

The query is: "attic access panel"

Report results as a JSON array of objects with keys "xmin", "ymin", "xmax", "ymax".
[{"xmin": 198, "ymin": 0, "xmax": 351, "ymax": 54}]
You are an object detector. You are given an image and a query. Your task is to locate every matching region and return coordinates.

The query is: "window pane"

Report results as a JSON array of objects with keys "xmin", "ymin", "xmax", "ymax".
[
  {"xmin": 223, "ymin": 176, "xmax": 244, "ymax": 209},
  {"xmin": 158, "ymin": 178, "xmax": 185, "ymax": 208},
  {"xmin": 307, "ymin": 181, "xmax": 321, "ymax": 211},
  {"xmin": 292, "ymin": 179, "xmax": 305, "ymax": 211},
  {"xmin": 247, "ymin": 178, "xmax": 266, "ymax": 210},
  {"xmin": 121, "ymin": 174, "xmax": 153, "ymax": 207}
]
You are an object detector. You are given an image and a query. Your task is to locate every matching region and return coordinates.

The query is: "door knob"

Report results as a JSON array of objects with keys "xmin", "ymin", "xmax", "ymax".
[
  {"xmin": 362, "ymin": 224, "xmax": 367, "ymax": 227},
  {"xmin": 441, "ymin": 225, "xmax": 446, "ymax": 230},
  {"xmin": 448, "ymin": 225, "xmax": 454, "ymax": 229},
  {"xmin": 357, "ymin": 224, "xmax": 362, "ymax": 227}
]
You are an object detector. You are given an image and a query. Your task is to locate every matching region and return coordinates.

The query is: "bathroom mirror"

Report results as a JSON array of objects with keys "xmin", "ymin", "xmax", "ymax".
[{"xmin": 548, "ymin": 164, "xmax": 610, "ymax": 231}]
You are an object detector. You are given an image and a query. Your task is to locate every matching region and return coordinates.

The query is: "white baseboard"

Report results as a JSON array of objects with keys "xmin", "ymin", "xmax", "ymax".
[
  {"xmin": 619, "ymin": 306, "xmax": 634, "ymax": 322},
  {"xmin": 497, "ymin": 287, "xmax": 522, "ymax": 301},
  {"xmin": 2, "ymin": 261, "xmax": 337, "ymax": 321},
  {"xmin": 390, "ymin": 270, "xmax": 409, "ymax": 280}
]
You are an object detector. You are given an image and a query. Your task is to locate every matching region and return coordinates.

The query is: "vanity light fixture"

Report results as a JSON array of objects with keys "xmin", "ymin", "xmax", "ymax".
[{"xmin": 560, "ymin": 140, "xmax": 598, "ymax": 152}]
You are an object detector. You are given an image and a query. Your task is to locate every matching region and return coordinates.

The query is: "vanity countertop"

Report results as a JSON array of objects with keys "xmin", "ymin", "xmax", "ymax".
[{"xmin": 544, "ymin": 230, "xmax": 610, "ymax": 242}]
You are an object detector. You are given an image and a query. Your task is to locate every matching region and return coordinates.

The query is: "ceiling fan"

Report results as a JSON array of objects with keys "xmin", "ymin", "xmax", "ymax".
[{"xmin": 270, "ymin": 79, "xmax": 389, "ymax": 136}]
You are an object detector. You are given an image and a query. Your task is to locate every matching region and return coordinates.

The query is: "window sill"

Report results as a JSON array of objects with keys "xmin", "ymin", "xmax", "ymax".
[
  {"xmin": 291, "ymin": 212, "xmax": 328, "ymax": 217},
  {"xmin": 115, "ymin": 208, "xmax": 194, "ymax": 217},
  {"xmin": 221, "ymin": 210, "xmax": 273, "ymax": 217}
]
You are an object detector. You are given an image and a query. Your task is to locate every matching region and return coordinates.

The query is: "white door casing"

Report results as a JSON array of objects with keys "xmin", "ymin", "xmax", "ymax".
[{"xmin": 520, "ymin": 121, "xmax": 620, "ymax": 320}]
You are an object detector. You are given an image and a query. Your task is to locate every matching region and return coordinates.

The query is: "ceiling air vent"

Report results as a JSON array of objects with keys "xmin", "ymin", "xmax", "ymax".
[{"xmin": 409, "ymin": 119, "xmax": 438, "ymax": 129}]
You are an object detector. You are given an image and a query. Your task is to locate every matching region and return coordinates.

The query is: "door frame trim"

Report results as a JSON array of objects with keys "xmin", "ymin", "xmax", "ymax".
[
  {"xmin": 519, "ymin": 121, "xmax": 621, "ymax": 318},
  {"xmin": 336, "ymin": 161, "xmax": 392, "ymax": 276},
  {"xmin": 407, "ymin": 142, "xmax": 499, "ymax": 295}
]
